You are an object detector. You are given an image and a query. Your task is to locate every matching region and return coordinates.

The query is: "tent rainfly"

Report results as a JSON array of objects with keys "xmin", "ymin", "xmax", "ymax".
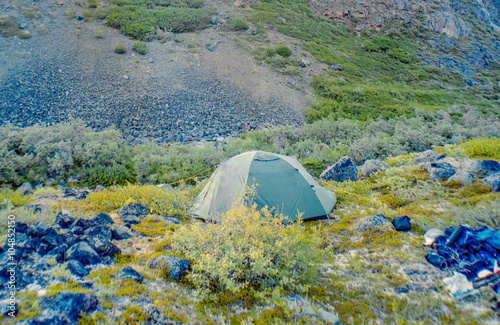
[{"xmin": 189, "ymin": 150, "xmax": 337, "ymax": 223}]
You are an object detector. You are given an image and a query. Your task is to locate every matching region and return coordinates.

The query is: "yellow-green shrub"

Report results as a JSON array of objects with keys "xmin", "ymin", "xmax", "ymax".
[
  {"xmin": 0, "ymin": 188, "xmax": 31, "ymax": 207},
  {"xmin": 171, "ymin": 204, "xmax": 322, "ymax": 302},
  {"xmin": 83, "ymin": 184, "xmax": 194, "ymax": 218},
  {"xmin": 460, "ymin": 137, "xmax": 500, "ymax": 159}
]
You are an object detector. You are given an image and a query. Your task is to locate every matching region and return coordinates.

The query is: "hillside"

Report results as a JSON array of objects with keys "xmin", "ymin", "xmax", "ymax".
[{"xmin": 0, "ymin": 0, "xmax": 500, "ymax": 323}]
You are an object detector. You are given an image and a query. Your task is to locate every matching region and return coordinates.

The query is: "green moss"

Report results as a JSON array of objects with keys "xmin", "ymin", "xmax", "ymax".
[
  {"xmin": 116, "ymin": 279, "xmax": 147, "ymax": 298},
  {"xmin": 132, "ymin": 217, "xmax": 178, "ymax": 237},
  {"xmin": 47, "ymin": 279, "xmax": 93, "ymax": 296},
  {"xmin": 120, "ymin": 306, "xmax": 149, "ymax": 324}
]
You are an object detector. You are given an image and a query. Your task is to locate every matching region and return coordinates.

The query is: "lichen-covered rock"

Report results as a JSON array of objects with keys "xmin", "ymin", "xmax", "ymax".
[
  {"xmin": 482, "ymin": 172, "xmax": 500, "ymax": 191},
  {"xmin": 413, "ymin": 150, "xmax": 438, "ymax": 165},
  {"xmin": 429, "ymin": 162, "xmax": 456, "ymax": 181},
  {"xmin": 320, "ymin": 156, "xmax": 358, "ymax": 182},
  {"xmin": 55, "ymin": 210, "xmax": 74, "ymax": 228},
  {"xmin": 27, "ymin": 222, "xmax": 51, "ymax": 237},
  {"xmin": 118, "ymin": 202, "xmax": 148, "ymax": 217},
  {"xmin": 111, "ymin": 224, "xmax": 134, "ymax": 240},
  {"xmin": 360, "ymin": 159, "xmax": 389, "ymax": 177},
  {"xmin": 117, "ymin": 266, "xmax": 143, "ymax": 282},
  {"xmin": 84, "ymin": 226, "xmax": 112, "ymax": 240},
  {"xmin": 39, "ymin": 292, "xmax": 99, "ymax": 323},
  {"xmin": 350, "ymin": 214, "xmax": 395, "ymax": 235},
  {"xmin": 65, "ymin": 242, "xmax": 99, "ymax": 266},
  {"xmin": 448, "ymin": 171, "xmax": 475, "ymax": 185},
  {"xmin": 67, "ymin": 260, "xmax": 89, "ymax": 277},
  {"xmin": 148, "ymin": 255, "xmax": 191, "ymax": 280},
  {"xmin": 90, "ymin": 212, "xmax": 114, "ymax": 225},
  {"xmin": 16, "ymin": 182, "xmax": 34, "ymax": 196}
]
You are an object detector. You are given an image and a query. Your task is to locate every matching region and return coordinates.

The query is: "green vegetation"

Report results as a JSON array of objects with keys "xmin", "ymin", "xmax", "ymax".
[
  {"xmin": 94, "ymin": 6, "xmax": 108, "ymax": 19},
  {"xmin": 88, "ymin": 0, "xmax": 99, "ymax": 8},
  {"xmin": 132, "ymin": 41, "xmax": 147, "ymax": 54},
  {"xmin": 225, "ymin": 18, "xmax": 249, "ymax": 31},
  {"xmin": 0, "ymin": 16, "xmax": 21, "ymax": 37},
  {"xmin": 106, "ymin": 0, "xmax": 212, "ymax": 40},
  {"xmin": 93, "ymin": 28, "xmax": 104, "ymax": 38},
  {"xmin": 276, "ymin": 45, "xmax": 291, "ymax": 57},
  {"xmin": 65, "ymin": 11, "xmax": 76, "ymax": 19},
  {"xmin": 114, "ymin": 44, "xmax": 126, "ymax": 54},
  {"xmin": 171, "ymin": 203, "xmax": 322, "ymax": 302},
  {"xmin": 254, "ymin": 46, "xmax": 302, "ymax": 75}
]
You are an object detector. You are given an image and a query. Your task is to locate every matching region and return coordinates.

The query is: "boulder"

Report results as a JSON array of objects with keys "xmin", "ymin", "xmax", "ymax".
[
  {"xmin": 55, "ymin": 210, "xmax": 74, "ymax": 228},
  {"xmin": 67, "ymin": 175, "xmax": 79, "ymax": 185},
  {"xmin": 90, "ymin": 236, "xmax": 120, "ymax": 256},
  {"xmin": 90, "ymin": 212, "xmax": 114, "ymax": 225},
  {"xmin": 413, "ymin": 150, "xmax": 438, "ymax": 165},
  {"xmin": 27, "ymin": 222, "xmax": 51, "ymax": 237},
  {"xmin": 95, "ymin": 185, "xmax": 105, "ymax": 191},
  {"xmin": 67, "ymin": 260, "xmax": 89, "ymax": 277},
  {"xmin": 16, "ymin": 222, "xmax": 29, "ymax": 233},
  {"xmin": 84, "ymin": 226, "xmax": 112, "ymax": 240},
  {"xmin": 65, "ymin": 242, "xmax": 99, "ymax": 266},
  {"xmin": 120, "ymin": 215, "xmax": 141, "ymax": 227},
  {"xmin": 111, "ymin": 224, "xmax": 134, "ymax": 240},
  {"xmin": 350, "ymin": 214, "xmax": 395, "ymax": 235},
  {"xmin": 481, "ymin": 160, "xmax": 500, "ymax": 175},
  {"xmin": 429, "ymin": 162, "xmax": 456, "ymax": 181},
  {"xmin": 76, "ymin": 191, "xmax": 89, "ymax": 200},
  {"xmin": 320, "ymin": 156, "xmax": 358, "ymax": 182},
  {"xmin": 17, "ymin": 182, "xmax": 34, "ymax": 196},
  {"xmin": 40, "ymin": 292, "xmax": 98, "ymax": 323},
  {"xmin": 118, "ymin": 203, "xmax": 149, "ymax": 217},
  {"xmin": 360, "ymin": 159, "xmax": 389, "ymax": 177},
  {"xmin": 448, "ymin": 171, "xmax": 475, "ymax": 185},
  {"xmin": 117, "ymin": 266, "xmax": 143, "ymax": 283},
  {"xmin": 148, "ymin": 255, "xmax": 191, "ymax": 280},
  {"xmin": 70, "ymin": 218, "xmax": 95, "ymax": 231},
  {"xmin": 62, "ymin": 188, "xmax": 77, "ymax": 198},
  {"xmin": 482, "ymin": 173, "xmax": 500, "ymax": 192}
]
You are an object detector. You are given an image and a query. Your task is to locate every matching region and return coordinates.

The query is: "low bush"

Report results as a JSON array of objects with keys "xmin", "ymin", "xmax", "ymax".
[
  {"xmin": 93, "ymin": 28, "xmax": 104, "ymax": 38},
  {"xmin": 65, "ymin": 11, "xmax": 76, "ymax": 19},
  {"xmin": 94, "ymin": 6, "xmax": 108, "ymax": 19},
  {"xmin": 226, "ymin": 18, "xmax": 249, "ymax": 31},
  {"xmin": 18, "ymin": 31, "xmax": 32, "ymax": 39},
  {"xmin": 114, "ymin": 44, "xmax": 126, "ymax": 54},
  {"xmin": 133, "ymin": 41, "xmax": 147, "ymax": 55},
  {"xmin": 171, "ymin": 203, "xmax": 322, "ymax": 302},
  {"xmin": 88, "ymin": 0, "xmax": 99, "ymax": 8},
  {"xmin": 276, "ymin": 45, "xmax": 291, "ymax": 57}
]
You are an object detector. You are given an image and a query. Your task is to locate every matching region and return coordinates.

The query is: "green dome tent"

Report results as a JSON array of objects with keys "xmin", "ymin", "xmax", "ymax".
[{"xmin": 190, "ymin": 151, "xmax": 337, "ymax": 223}]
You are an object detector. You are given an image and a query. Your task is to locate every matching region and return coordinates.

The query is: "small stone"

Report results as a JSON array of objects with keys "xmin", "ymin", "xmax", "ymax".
[
  {"xmin": 413, "ymin": 150, "xmax": 438, "ymax": 165},
  {"xmin": 123, "ymin": 75, "xmax": 129, "ymax": 79},
  {"xmin": 360, "ymin": 159, "xmax": 389, "ymax": 177}
]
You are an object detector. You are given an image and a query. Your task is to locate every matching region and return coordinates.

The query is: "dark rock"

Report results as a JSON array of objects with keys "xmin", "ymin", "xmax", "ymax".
[
  {"xmin": 76, "ymin": 191, "xmax": 89, "ymax": 200},
  {"xmin": 84, "ymin": 226, "xmax": 112, "ymax": 240},
  {"xmin": 482, "ymin": 173, "xmax": 500, "ymax": 191},
  {"xmin": 481, "ymin": 160, "xmax": 500, "ymax": 174},
  {"xmin": 111, "ymin": 224, "xmax": 134, "ymax": 240},
  {"xmin": 429, "ymin": 162, "xmax": 456, "ymax": 181},
  {"xmin": 19, "ymin": 23, "xmax": 28, "ymax": 29},
  {"xmin": 320, "ymin": 156, "xmax": 358, "ymax": 182},
  {"xmin": 65, "ymin": 242, "xmax": 99, "ymax": 265},
  {"xmin": 118, "ymin": 203, "xmax": 148, "ymax": 217},
  {"xmin": 90, "ymin": 236, "xmax": 120, "ymax": 256},
  {"xmin": 328, "ymin": 64, "xmax": 343, "ymax": 71},
  {"xmin": 148, "ymin": 255, "xmax": 191, "ymax": 280},
  {"xmin": 392, "ymin": 216, "xmax": 411, "ymax": 231},
  {"xmin": 360, "ymin": 159, "xmax": 389, "ymax": 177},
  {"xmin": 67, "ymin": 260, "xmax": 89, "ymax": 277},
  {"xmin": 27, "ymin": 222, "xmax": 51, "ymax": 237},
  {"xmin": 58, "ymin": 233, "xmax": 79, "ymax": 247},
  {"xmin": 17, "ymin": 182, "xmax": 34, "ymax": 195},
  {"xmin": 413, "ymin": 150, "xmax": 438, "ymax": 165},
  {"xmin": 71, "ymin": 226, "xmax": 84, "ymax": 235},
  {"xmin": 71, "ymin": 218, "xmax": 94, "ymax": 231},
  {"xmin": 55, "ymin": 210, "xmax": 74, "ymax": 228},
  {"xmin": 16, "ymin": 222, "xmax": 29, "ymax": 233},
  {"xmin": 76, "ymin": 15, "xmax": 84, "ymax": 20},
  {"xmin": 120, "ymin": 215, "xmax": 141, "ymax": 226},
  {"xmin": 33, "ymin": 204, "xmax": 48, "ymax": 213},
  {"xmin": 40, "ymin": 292, "xmax": 98, "ymax": 323},
  {"xmin": 90, "ymin": 212, "xmax": 114, "ymax": 226},
  {"xmin": 117, "ymin": 266, "xmax": 143, "ymax": 282},
  {"xmin": 62, "ymin": 188, "xmax": 76, "ymax": 198}
]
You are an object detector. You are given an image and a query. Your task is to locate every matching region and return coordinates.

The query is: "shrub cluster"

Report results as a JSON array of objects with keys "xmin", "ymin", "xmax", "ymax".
[
  {"xmin": 114, "ymin": 44, "xmax": 126, "ymax": 54},
  {"xmin": 132, "ymin": 41, "xmax": 147, "ymax": 54},
  {"xmin": 171, "ymin": 204, "xmax": 322, "ymax": 301},
  {"xmin": 253, "ymin": 46, "xmax": 301, "ymax": 76},
  {"xmin": 106, "ymin": 0, "xmax": 212, "ymax": 40},
  {"xmin": 225, "ymin": 18, "xmax": 249, "ymax": 31}
]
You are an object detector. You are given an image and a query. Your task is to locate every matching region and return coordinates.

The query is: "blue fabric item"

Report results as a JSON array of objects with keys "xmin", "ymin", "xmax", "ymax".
[{"xmin": 426, "ymin": 226, "xmax": 500, "ymax": 280}]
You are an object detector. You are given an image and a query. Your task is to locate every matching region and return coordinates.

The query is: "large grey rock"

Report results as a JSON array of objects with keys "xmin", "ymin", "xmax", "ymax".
[
  {"xmin": 360, "ymin": 159, "xmax": 389, "ymax": 177},
  {"xmin": 67, "ymin": 260, "xmax": 89, "ymax": 277},
  {"xmin": 111, "ymin": 224, "xmax": 134, "ymax": 240},
  {"xmin": 480, "ymin": 160, "xmax": 500, "ymax": 175},
  {"xmin": 148, "ymin": 255, "xmax": 191, "ymax": 280},
  {"xmin": 90, "ymin": 212, "xmax": 114, "ymax": 225},
  {"xmin": 27, "ymin": 222, "xmax": 51, "ymax": 237},
  {"xmin": 117, "ymin": 266, "xmax": 143, "ymax": 282},
  {"xmin": 40, "ymin": 292, "xmax": 98, "ymax": 323},
  {"xmin": 84, "ymin": 226, "xmax": 112, "ymax": 240},
  {"xmin": 482, "ymin": 173, "xmax": 500, "ymax": 191},
  {"xmin": 118, "ymin": 203, "xmax": 148, "ymax": 217},
  {"xmin": 90, "ymin": 236, "xmax": 120, "ymax": 257},
  {"xmin": 55, "ymin": 210, "xmax": 74, "ymax": 228},
  {"xmin": 350, "ymin": 214, "xmax": 395, "ymax": 235},
  {"xmin": 120, "ymin": 215, "xmax": 141, "ymax": 226},
  {"xmin": 284, "ymin": 293, "xmax": 340, "ymax": 324},
  {"xmin": 17, "ymin": 182, "xmax": 34, "ymax": 196},
  {"xmin": 65, "ymin": 242, "xmax": 99, "ymax": 266},
  {"xmin": 448, "ymin": 171, "xmax": 475, "ymax": 185},
  {"xmin": 429, "ymin": 162, "xmax": 456, "ymax": 181},
  {"xmin": 320, "ymin": 156, "xmax": 358, "ymax": 182},
  {"xmin": 413, "ymin": 150, "xmax": 438, "ymax": 165}
]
